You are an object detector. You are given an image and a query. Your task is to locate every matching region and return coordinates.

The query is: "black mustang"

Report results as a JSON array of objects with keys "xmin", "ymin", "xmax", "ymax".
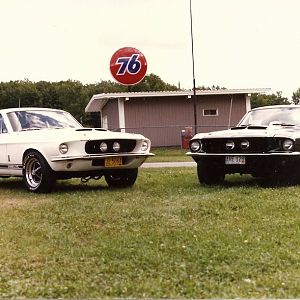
[{"xmin": 187, "ymin": 105, "xmax": 300, "ymax": 184}]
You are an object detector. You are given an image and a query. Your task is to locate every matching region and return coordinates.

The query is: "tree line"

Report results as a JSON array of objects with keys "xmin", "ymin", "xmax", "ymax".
[
  {"xmin": 247, "ymin": 89, "xmax": 300, "ymax": 108},
  {"xmin": 0, "ymin": 74, "xmax": 177, "ymax": 127},
  {"xmin": 0, "ymin": 73, "xmax": 298, "ymax": 126}
]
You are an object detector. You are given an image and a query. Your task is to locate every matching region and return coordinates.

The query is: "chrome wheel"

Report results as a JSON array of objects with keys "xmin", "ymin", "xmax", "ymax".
[
  {"xmin": 23, "ymin": 151, "xmax": 55, "ymax": 193},
  {"xmin": 25, "ymin": 156, "xmax": 42, "ymax": 189}
]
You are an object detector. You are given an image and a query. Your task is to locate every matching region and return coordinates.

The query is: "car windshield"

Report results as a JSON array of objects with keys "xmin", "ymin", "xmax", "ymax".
[
  {"xmin": 239, "ymin": 107, "xmax": 300, "ymax": 127},
  {"xmin": 7, "ymin": 110, "xmax": 83, "ymax": 132}
]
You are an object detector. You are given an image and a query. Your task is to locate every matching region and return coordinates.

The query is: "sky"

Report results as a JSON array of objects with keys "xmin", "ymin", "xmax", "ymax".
[{"xmin": 1, "ymin": 0, "xmax": 300, "ymax": 99}]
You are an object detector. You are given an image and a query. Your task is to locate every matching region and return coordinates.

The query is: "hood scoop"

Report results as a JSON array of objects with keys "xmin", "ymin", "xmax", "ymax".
[
  {"xmin": 231, "ymin": 125, "xmax": 267, "ymax": 130},
  {"xmin": 75, "ymin": 128, "xmax": 107, "ymax": 132},
  {"xmin": 76, "ymin": 128, "xmax": 93, "ymax": 131}
]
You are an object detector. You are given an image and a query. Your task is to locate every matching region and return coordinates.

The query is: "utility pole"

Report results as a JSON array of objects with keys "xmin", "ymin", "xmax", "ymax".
[{"xmin": 190, "ymin": 0, "xmax": 197, "ymax": 134}]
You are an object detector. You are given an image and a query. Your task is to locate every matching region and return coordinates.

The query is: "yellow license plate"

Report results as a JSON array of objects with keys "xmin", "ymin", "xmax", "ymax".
[{"xmin": 105, "ymin": 157, "xmax": 123, "ymax": 167}]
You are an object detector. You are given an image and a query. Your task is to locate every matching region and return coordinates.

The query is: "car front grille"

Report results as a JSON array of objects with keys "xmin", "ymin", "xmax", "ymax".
[
  {"xmin": 201, "ymin": 137, "xmax": 280, "ymax": 154},
  {"xmin": 85, "ymin": 139, "xmax": 136, "ymax": 154}
]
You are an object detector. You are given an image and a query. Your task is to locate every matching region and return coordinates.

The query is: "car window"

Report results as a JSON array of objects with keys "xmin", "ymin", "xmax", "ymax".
[
  {"xmin": 240, "ymin": 107, "xmax": 300, "ymax": 126},
  {"xmin": 0, "ymin": 114, "xmax": 8, "ymax": 134},
  {"xmin": 7, "ymin": 110, "xmax": 83, "ymax": 132}
]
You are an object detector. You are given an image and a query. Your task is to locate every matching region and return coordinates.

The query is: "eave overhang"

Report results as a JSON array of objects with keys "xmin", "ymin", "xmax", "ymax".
[{"xmin": 85, "ymin": 88, "xmax": 271, "ymax": 112}]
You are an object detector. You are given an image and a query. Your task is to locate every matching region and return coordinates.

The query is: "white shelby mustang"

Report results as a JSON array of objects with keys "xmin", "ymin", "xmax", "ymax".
[{"xmin": 0, "ymin": 107, "xmax": 153, "ymax": 192}]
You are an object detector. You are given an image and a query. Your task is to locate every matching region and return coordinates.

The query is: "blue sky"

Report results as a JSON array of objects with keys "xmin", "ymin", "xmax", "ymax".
[{"xmin": 1, "ymin": 0, "xmax": 300, "ymax": 98}]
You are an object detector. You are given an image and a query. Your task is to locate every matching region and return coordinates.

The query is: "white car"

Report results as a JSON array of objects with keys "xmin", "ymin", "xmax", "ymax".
[{"xmin": 0, "ymin": 107, "xmax": 153, "ymax": 192}]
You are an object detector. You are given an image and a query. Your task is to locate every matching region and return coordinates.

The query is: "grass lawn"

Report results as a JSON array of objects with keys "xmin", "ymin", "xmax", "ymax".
[
  {"xmin": 147, "ymin": 147, "xmax": 192, "ymax": 162},
  {"xmin": 0, "ymin": 168, "xmax": 299, "ymax": 298}
]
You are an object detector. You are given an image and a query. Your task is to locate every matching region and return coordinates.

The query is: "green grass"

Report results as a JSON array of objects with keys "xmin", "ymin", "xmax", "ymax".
[
  {"xmin": 148, "ymin": 147, "xmax": 192, "ymax": 162},
  {"xmin": 0, "ymin": 169, "xmax": 299, "ymax": 298}
]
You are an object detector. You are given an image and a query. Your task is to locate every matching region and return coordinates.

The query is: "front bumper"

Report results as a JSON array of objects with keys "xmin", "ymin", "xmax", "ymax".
[
  {"xmin": 187, "ymin": 152, "xmax": 300, "ymax": 176},
  {"xmin": 49, "ymin": 152, "xmax": 154, "ymax": 172},
  {"xmin": 187, "ymin": 152, "xmax": 300, "ymax": 157}
]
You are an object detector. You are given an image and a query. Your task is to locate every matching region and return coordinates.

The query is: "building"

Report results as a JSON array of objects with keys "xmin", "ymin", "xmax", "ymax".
[{"xmin": 85, "ymin": 89, "xmax": 269, "ymax": 147}]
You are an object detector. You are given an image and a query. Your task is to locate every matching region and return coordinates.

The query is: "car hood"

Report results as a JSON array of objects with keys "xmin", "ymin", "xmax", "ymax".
[
  {"xmin": 12, "ymin": 128, "xmax": 147, "ymax": 143},
  {"xmin": 192, "ymin": 126, "xmax": 299, "ymax": 140}
]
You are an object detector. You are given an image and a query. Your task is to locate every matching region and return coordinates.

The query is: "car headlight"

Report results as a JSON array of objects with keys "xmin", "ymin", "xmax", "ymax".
[
  {"xmin": 190, "ymin": 140, "xmax": 201, "ymax": 152},
  {"xmin": 240, "ymin": 139, "xmax": 250, "ymax": 150},
  {"xmin": 141, "ymin": 140, "xmax": 149, "ymax": 151},
  {"xmin": 226, "ymin": 140, "xmax": 235, "ymax": 150},
  {"xmin": 100, "ymin": 142, "xmax": 108, "ymax": 152},
  {"xmin": 282, "ymin": 139, "xmax": 294, "ymax": 151},
  {"xmin": 59, "ymin": 143, "xmax": 68, "ymax": 154},
  {"xmin": 113, "ymin": 141, "xmax": 121, "ymax": 152}
]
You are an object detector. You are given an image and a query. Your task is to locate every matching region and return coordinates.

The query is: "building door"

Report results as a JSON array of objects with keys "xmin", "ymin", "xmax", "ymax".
[{"xmin": 102, "ymin": 115, "xmax": 108, "ymax": 129}]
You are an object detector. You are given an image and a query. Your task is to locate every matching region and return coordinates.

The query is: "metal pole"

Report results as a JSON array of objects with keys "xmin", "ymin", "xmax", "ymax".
[{"xmin": 190, "ymin": 0, "xmax": 197, "ymax": 134}]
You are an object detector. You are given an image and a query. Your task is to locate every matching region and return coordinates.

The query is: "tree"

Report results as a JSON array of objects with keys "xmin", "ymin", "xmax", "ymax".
[
  {"xmin": 36, "ymin": 81, "xmax": 60, "ymax": 108},
  {"xmin": 196, "ymin": 85, "xmax": 226, "ymax": 90},
  {"xmin": 0, "ymin": 80, "xmax": 41, "ymax": 108},
  {"xmin": 292, "ymin": 88, "xmax": 300, "ymax": 105},
  {"xmin": 250, "ymin": 92, "xmax": 290, "ymax": 108},
  {"xmin": 130, "ymin": 73, "xmax": 178, "ymax": 92}
]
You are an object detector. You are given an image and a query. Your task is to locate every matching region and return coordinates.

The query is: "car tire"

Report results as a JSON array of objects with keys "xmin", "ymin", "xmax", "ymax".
[
  {"xmin": 105, "ymin": 168, "xmax": 138, "ymax": 188},
  {"xmin": 197, "ymin": 162, "xmax": 225, "ymax": 185},
  {"xmin": 23, "ymin": 151, "xmax": 56, "ymax": 193}
]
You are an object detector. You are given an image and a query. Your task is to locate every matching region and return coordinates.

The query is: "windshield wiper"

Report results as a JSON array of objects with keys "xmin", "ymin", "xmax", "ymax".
[
  {"xmin": 268, "ymin": 123, "xmax": 295, "ymax": 126},
  {"xmin": 21, "ymin": 128, "xmax": 41, "ymax": 131}
]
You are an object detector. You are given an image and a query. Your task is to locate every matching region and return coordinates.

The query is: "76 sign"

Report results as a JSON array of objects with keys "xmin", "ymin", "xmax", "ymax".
[
  {"xmin": 116, "ymin": 54, "xmax": 141, "ymax": 75},
  {"xmin": 110, "ymin": 47, "xmax": 147, "ymax": 85}
]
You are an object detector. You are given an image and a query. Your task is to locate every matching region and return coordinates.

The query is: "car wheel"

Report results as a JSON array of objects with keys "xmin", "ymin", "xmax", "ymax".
[
  {"xmin": 105, "ymin": 168, "xmax": 138, "ymax": 188},
  {"xmin": 197, "ymin": 162, "xmax": 225, "ymax": 185},
  {"xmin": 23, "ymin": 151, "xmax": 56, "ymax": 193}
]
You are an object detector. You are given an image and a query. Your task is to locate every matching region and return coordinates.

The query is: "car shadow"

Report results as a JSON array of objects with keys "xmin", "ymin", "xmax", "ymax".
[
  {"xmin": 0, "ymin": 178, "xmax": 112, "ymax": 194},
  {"xmin": 0, "ymin": 178, "xmax": 25, "ymax": 191},
  {"xmin": 53, "ymin": 180, "xmax": 110, "ymax": 193},
  {"xmin": 217, "ymin": 175, "xmax": 300, "ymax": 188}
]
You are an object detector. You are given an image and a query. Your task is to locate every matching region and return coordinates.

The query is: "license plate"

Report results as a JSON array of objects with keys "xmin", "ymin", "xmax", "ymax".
[
  {"xmin": 105, "ymin": 157, "xmax": 123, "ymax": 167},
  {"xmin": 225, "ymin": 155, "xmax": 245, "ymax": 165}
]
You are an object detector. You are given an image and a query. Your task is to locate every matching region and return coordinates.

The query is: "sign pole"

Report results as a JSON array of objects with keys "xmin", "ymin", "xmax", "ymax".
[{"xmin": 110, "ymin": 47, "xmax": 147, "ymax": 133}]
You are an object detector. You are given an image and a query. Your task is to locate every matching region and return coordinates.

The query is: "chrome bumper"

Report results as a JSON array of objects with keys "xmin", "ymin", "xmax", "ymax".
[
  {"xmin": 187, "ymin": 152, "xmax": 300, "ymax": 157},
  {"xmin": 51, "ymin": 152, "xmax": 154, "ymax": 162}
]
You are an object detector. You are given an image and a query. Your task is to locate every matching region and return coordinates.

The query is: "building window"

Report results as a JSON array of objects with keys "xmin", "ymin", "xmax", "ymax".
[{"xmin": 203, "ymin": 109, "xmax": 218, "ymax": 116}]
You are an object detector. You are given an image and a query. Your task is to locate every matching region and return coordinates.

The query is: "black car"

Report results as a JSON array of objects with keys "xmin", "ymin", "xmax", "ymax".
[{"xmin": 187, "ymin": 105, "xmax": 300, "ymax": 184}]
